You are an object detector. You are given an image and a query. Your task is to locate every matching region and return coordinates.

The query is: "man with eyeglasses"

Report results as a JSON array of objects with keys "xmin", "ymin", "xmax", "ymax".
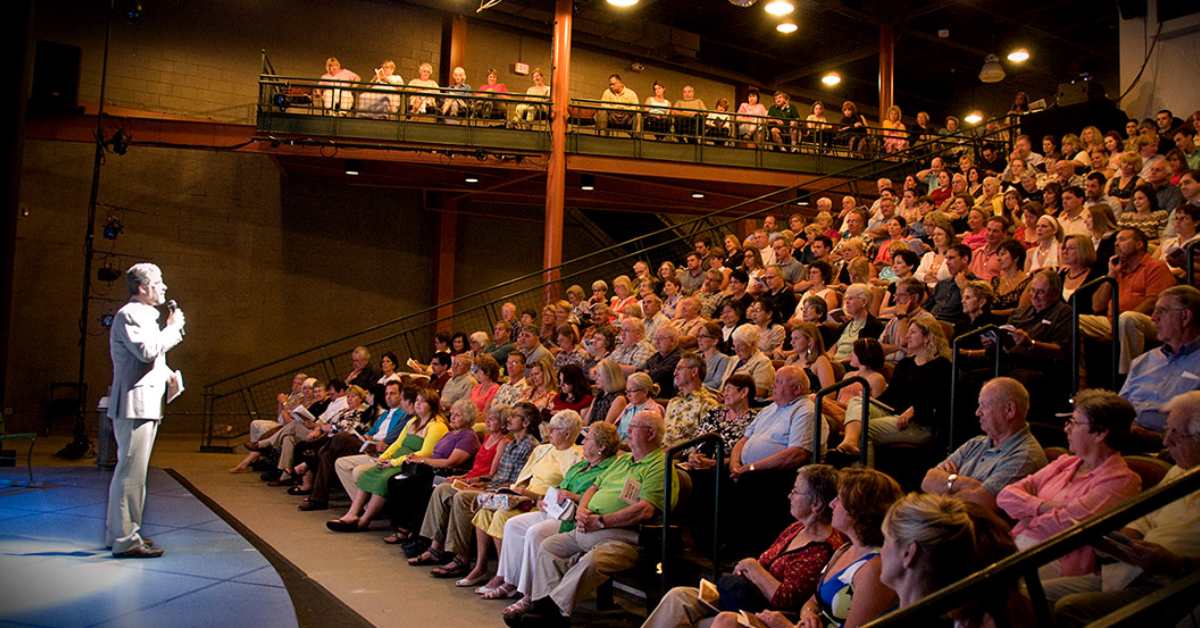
[
  {"xmin": 998, "ymin": 269, "xmax": 1075, "ymax": 417},
  {"xmin": 663, "ymin": 352, "xmax": 719, "ymax": 444},
  {"xmin": 640, "ymin": 293, "xmax": 671, "ymax": 341},
  {"xmin": 1046, "ymin": 389, "xmax": 1200, "ymax": 627},
  {"xmin": 1121, "ymin": 285, "xmax": 1200, "ymax": 449},
  {"xmin": 610, "ymin": 317, "xmax": 655, "ymax": 375},
  {"xmin": 513, "ymin": 411, "xmax": 677, "ymax": 627}
]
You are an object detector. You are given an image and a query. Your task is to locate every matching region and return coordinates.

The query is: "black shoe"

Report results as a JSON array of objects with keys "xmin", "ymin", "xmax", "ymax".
[
  {"xmin": 297, "ymin": 499, "xmax": 328, "ymax": 511},
  {"xmin": 326, "ymin": 519, "xmax": 367, "ymax": 533},
  {"xmin": 287, "ymin": 486, "xmax": 312, "ymax": 496},
  {"xmin": 113, "ymin": 544, "xmax": 165, "ymax": 559},
  {"xmin": 260, "ymin": 469, "xmax": 282, "ymax": 482},
  {"xmin": 515, "ymin": 598, "xmax": 568, "ymax": 628},
  {"xmin": 401, "ymin": 538, "xmax": 429, "ymax": 558}
]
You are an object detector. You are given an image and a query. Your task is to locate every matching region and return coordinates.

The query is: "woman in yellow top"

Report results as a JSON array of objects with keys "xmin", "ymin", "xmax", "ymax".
[
  {"xmin": 453, "ymin": 410, "xmax": 585, "ymax": 587},
  {"xmin": 327, "ymin": 388, "xmax": 453, "ymax": 532}
]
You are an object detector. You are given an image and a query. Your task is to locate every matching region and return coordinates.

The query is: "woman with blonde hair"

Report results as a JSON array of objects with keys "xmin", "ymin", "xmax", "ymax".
[
  {"xmin": 584, "ymin": 358, "xmax": 626, "ymax": 425},
  {"xmin": 882, "ymin": 105, "xmax": 907, "ymax": 154},
  {"xmin": 1025, "ymin": 214, "xmax": 1064, "ymax": 272},
  {"xmin": 1106, "ymin": 152, "xmax": 1143, "ymax": 209},
  {"xmin": 608, "ymin": 275, "xmax": 637, "ymax": 319},
  {"xmin": 784, "ymin": 322, "xmax": 837, "ymax": 390},
  {"xmin": 609, "ymin": 371, "xmax": 663, "ymax": 440},
  {"xmin": 512, "ymin": 67, "xmax": 550, "ymax": 126},
  {"xmin": 407, "ymin": 61, "xmax": 440, "ymax": 114}
]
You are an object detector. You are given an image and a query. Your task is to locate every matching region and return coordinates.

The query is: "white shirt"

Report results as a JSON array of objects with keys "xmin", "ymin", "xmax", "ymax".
[{"xmin": 1102, "ymin": 465, "xmax": 1200, "ymax": 590}]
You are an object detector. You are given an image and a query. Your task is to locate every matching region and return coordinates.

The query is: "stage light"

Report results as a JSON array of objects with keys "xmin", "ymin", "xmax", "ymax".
[
  {"xmin": 580, "ymin": 174, "xmax": 596, "ymax": 191},
  {"xmin": 464, "ymin": 176, "xmax": 480, "ymax": 184},
  {"xmin": 102, "ymin": 215, "xmax": 123, "ymax": 240},
  {"xmin": 821, "ymin": 72, "xmax": 841, "ymax": 87},
  {"xmin": 344, "ymin": 160, "xmax": 361, "ymax": 176},
  {"xmin": 1007, "ymin": 48, "xmax": 1030, "ymax": 63},
  {"xmin": 97, "ymin": 264, "xmax": 122, "ymax": 283},
  {"xmin": 125, "ymin": 1, "xmax": 143, "ymax": 23},
  {"xmin": 776, "ymin": 21, "xmax": 798, "ymax": 34},
  {"xmin": 691, "ymin": 192, "xmax": 705, "ymax": 199},
  {"xmin": 979, "ymin": 54, "xmax": 1006, "ymax": 83},
  {"xmin": 607, "ymin": 0, "xmax": 639, "ymax": 6},
  {"xmin": 764, "ymin": 0, "xmax": 794, "ymax": 16},
  {"xmin": 102, "ymin": 128, "xmax": 130, "ymax": 155},
  {"xmin": 964, "ymin": 111, "xmax": 983, "ymax": 125},
  {"xmin": 100, "ymin": 311, "xmax": 115, "ymax": 328}
]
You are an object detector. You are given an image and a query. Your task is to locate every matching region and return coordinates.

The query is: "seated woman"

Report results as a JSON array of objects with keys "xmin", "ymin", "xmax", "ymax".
[
  {"xmin": 286, "ymin": 384, "xmax": 373, "ymax": 489},
  {"xmin": 783, "ymin": 322, "xmax": 837, "ymax": 391},
  {"xmin": 844, "ymin": 320, "xmax": 951, "ymax": 457},
  {"xmin": 697, "ymin": 321, "xmax": 735, "ymax": 392},
  {"xmin": 407, "ymin": 62, "xmax": 440, "ymax": 115},
  {"xmin": 643, "ymin": 81, "xmax": 672, "ymax": 140},
  {"xmin": 520, "ymin": 361, "xmax": 557, "ymax": 412},
  {"xmin": 584, "ymin": 358, "xmax": 625, "ymax": 425},
  {"xmin": 549, "ymin": 364, "xmax": 593, "ymax": 417},
  {"xmin": 742, "ymin": 468, "xmax": 902, "ymax": 628},
  {"xmin": 469, "ymin": 353, "xmax": 502, "ymax": 415},
  {"xmin": 797, "ymin": 261, "xmax": 839, "ymax": 314},
  {"xmin": 825, "ymin": 339, "xmax": 888, "ymax": 455},
  {"xmin": 384, "ymin": 402, "xmax": 510, "ymax": 543},
  {"xmin": 492, "ymin": 423, "xmax": 622, "ymax": 615},
  {"xmin": 645, "ymin": 464, "xmax": 845, "ymax": 627},
  {"xmin": 610, "ymin": 372, "xmax": 663, "ymax": 441},
  {"xmin": 877, "ymin": 493, "xmax": 1030, "ymax": 627},
  {"xmin": 552, "ymin": 325, "xmax": 588, "ymax": 373},
  {"xmin": 996, "ymin": 389, "xmax": 1141, "ymax": 579},
  {"xmin": 440, "ymin": 66, "xmax": 472, "ymax": 118},
  {"xmin": 748, "ymin": 299, "xmax": 786, "ymax": 355},
  {"xmin": 325, "ymin": 388, "xmax": 451, "ymax": 532},
  {"xmin": 990, "ymin": 238, "xmax": 1032, "ymax": 316},
  {"xmin": 475, "ymin": 68, "xmax": 508, "ymax": 119},
  {"xmin": 687, "ymin": 374, "xmax": 759, "ymax": 470},
  {"xmin": 511, "ymin": 68, "xmax": 549, "ymax": 127},
  {"xmin": 406, "ymin": 403, "xmax": 540, "ymax": 564},
  {"xmin": 1118, "ymin": 183, "xmax": 1168, "ymax": 241},
  {"xmin": 731, "ymin": 323, "xmax": 778, "ymax": 401},
  {"xmin": 1026, "ymin": 215, "xmax": 1064, "ymax": 272},
  {"xmin": 456, "ymin": 410, "xmax": 585, "ymax": 586}
]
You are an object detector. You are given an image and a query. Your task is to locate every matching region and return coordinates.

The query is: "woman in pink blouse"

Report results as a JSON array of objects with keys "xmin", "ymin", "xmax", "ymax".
[
  {"xmin": 468, "ymin": 354, "xmax": 501, "ymax": 414},
  {"xmin": 997, "ymin": 389, "xmax": 1141, "ymax": 578}
]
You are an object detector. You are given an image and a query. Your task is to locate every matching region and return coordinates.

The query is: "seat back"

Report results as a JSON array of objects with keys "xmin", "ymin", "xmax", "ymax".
[
  {"xmin": 1125, "ymin": 454, "xmax": 1172, "ymax": 489},
  {"xmin": 1044, "ymin": 446, "xmax": 1068, "ymax": 462}
]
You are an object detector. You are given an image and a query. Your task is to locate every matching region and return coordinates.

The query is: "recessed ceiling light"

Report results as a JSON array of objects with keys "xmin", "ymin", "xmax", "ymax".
[
  {"xmin": 963, "ymin": 111, "xmax": 983, "ymax": 125},
  {"xmin": 580, "ymin": 174, "xmax": 596, "ymax": 191},
  {"xmin": 821, "ymin": 72, "xmax": 841, "ymax": 87},
  {"xmin": 691, "ymin": 192, "xmax": 705, "ymax": 199},
  {"xmin": 606, "ymin": 0, "xmax": 639, "ymax": 6},
  {"xmin": 344, "ymin": 159, "xmax": 361, "ymax": 176},
  {"xmin": 464, "ymin": 177, "xmax": 479, "ymax": 184},
  {"xmin": 764, "ymin": 0, "xmax": 794, "ymax": 16},
  {"xmin": 776, "ymin": 21, "xmax": 798, "ymax": 34},
  {"xmin": 1007, "ymin": 48, "xmax": 1030, "ymax": 63}
]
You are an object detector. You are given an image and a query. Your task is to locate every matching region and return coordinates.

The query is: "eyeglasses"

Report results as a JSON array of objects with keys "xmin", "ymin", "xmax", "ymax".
[
  {"xmin": 1152, "ymin": 306, "xmax": 1187, "ymax": 317},
  {"xmin": 1065, "ymin": 416, "xmax": 1091, "ymax": 429}
]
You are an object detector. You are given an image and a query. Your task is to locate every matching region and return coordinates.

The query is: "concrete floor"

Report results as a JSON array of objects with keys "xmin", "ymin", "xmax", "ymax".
[{"xmin": 10, "ymin": 432, "xmax": 642, "ymax": 628}]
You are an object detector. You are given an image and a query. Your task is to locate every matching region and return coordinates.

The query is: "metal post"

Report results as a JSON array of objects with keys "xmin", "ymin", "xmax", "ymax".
[{"xmin": 1069, "ymin": 277, "xmax": 1117, "ymax": 393}]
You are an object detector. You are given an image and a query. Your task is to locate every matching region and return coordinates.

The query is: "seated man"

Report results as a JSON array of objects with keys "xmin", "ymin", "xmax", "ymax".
[
  {"xmin": 495, "ymin": 352, "xmax": 531, "ymax": 409},
  {"xmin": 728, "ymin": 366, "xmax": 825, "ymax": 552},
  {"xmin": 261, "ymin": 379, "xmax": 347, "ymax": 484},
  {"xmin": 441, "ymin": 352, "xmax": 478, "ymax": 410},
  {"xmin": 610, "ymin": 316, "xmax": 655, "ymax": 375},
  {"xmin": 1080, "ymin": 227, "xmax": 1176, "ymax": 376},
  {"xmin": 878, "ymin": 277, "xmax": 938, "ymax": 363},
  {"xmin": 643, "ymin": 325, "xmax": 684, "ymax": 398},
  {"xmin": 672, "ymin": 296, "xmax": 706, "ymax": 345},
  {"xmin": 926, "ymin": 244, "xmax": 973, "ymax": 324},
  {"xmin": 510, "ymin": 411, "xmax": 677, "ymax": 627},
  {"xmin": 489, "ymin": 320, "xmax": 516, "ymax": 366},
  {"xmin": 597, "ymin": 73, "xmax": 639, "ymax": 133},
  {"xmin": 1121, "ymin": 285, "xmax": 1200, "ymax": 448},
  {"xmin": 1045, "ymin": 389, "xmax": 1200, "ymax": 627},
  {"xmin": 922, "ymin": 377, "xmax": 1047, "ymax": 510},
  {"xmin": 231, "ymin": 372, "xmax": 308, "ymax": 472},
  {"xmin": 517, "ymin": 325, "xmax": 552, "ymax": 372},
  {"xmin": 640, "ymin": 293, "xmax": 671, "ymax": 341},
  {"xmin": 828, "ymin": 284, "xmax": 885, "ymax": 363},
  {"xmin": 663, "ymin": 351, "xmax": 719, "ymax": 444},
  {"xmin": 995, "ymin": 269, "xmax": 1074, "ymax": 415}
]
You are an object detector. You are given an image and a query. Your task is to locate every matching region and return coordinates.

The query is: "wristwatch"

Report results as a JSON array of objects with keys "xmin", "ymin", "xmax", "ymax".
[
  {"xmin": 748, "ymin": 463, "xmax": 757, "ymax": 472},
  {"xmin": 946, "ymin": 473, "xmax": 959, "ymax": 493},
  {"xmin": 597, "ymin": 515, "xmax": 606, "ymax": 529}
]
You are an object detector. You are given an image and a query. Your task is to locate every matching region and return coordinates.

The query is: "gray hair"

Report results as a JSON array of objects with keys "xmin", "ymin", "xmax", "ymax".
[
  {"xmin": 625, "ymin": 372, "xmax": 660, "ymax": 397},
  {"xmin": 633, "ymin": 409, "xmax": 666, "ymax": 446},
  {"xmin": 469, "ymin": 331, "xmax": 490, "ymax": 346},
  {"xmin": 125, "ymin": 263, "xmax": 162, "ymax": 295},
  {"xmin": 548, "ymin": 409, "xmax": 583, "ymax": 442},
  {"xmin": 1163, "ymin": 391, "xmax": 1200, "ymax": 437},
  {"xmin": 844, "ymin": 283, "xmax": 870, "ymax": 303},
  {"xmin": 731, "ymin": 323, "xmax": 760, "ymax": 348},
  {"xmin": 449, "ymin": 398, "xmax": 480, "ymax": 425}
]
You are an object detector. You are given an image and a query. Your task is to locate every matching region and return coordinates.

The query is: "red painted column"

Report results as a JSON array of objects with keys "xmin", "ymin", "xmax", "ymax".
[
  {"xmin": 542, "ymin": 0, "xmax": 572, "ymax": 304},
  {"xmin": 434, "ymin": 198, "xmax": 458, "ymax": 333}
]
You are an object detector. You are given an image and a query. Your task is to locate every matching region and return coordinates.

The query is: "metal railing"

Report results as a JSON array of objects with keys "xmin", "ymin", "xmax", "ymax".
[
  {"xmin": 662, "ymin": 432, "xmax": 725, "ymax": 588},
  {"xmin": 865, "ymin": 467, "xmax": 1200, "ymax": 627},
  {"xmin": 1070, "ymin": 276, "xmax": 1119, "ymax": 394},
  {"xmin": 948, "ymin": 324, "xmax": 1004, "ymax": 454},
  {"xmin": 813, "ymin": 376, "xmax": 870, "ymax": 467}
]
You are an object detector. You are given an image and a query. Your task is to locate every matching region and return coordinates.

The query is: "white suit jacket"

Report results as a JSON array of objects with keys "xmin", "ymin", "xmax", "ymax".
[{"xmin": 107, "ymin": 300, "xmax": 183, "ymax": 421}]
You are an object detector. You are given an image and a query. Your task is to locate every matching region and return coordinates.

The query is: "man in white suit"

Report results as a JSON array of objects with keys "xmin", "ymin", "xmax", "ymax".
[{"xmin": 105, "ymin": 263, "xmax": 185, "ymax": 558}]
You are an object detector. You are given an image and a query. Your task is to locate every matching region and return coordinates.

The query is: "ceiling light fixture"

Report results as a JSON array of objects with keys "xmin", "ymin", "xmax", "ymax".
[
  {"xmin": 821, "ymin": 72, "xmax": 841, "ymax": 87},
  {"xmin": 344, "ymin": 159, "xmax": 361, "ymax": 176},
  {"xmin": 1007, "ymin": 48, "xmax": 1030, "ymax": 63},
  {"xmin": 580, "ymin": 174, "xmax": 596, "ymax": 191},
  {"xmin": 964, "ymin": 111, "xmax": 983, "ymax": 125},
  {"xmin": 728, "ymin": 0, "xmax": 759, "ymax": 6},
  {"xmin": 979, "ymin": 54, "xmax": 1006, "ymax": 83},
  {"xmin": 606, "ymin": 0, "xmax": 639, "ymax": 7},
  {"xmin": 691, "ymin": 192, "xmax": 705, "ymax": 199},
  {"xmin": 764, "ymin": 0, "xmax": 794, "ymax": 16},
  {"xmin": 464, "ymin": 176, "xmax": 480, "ymax": 184},
  {"xmin": 776, "ymin": 21, "xmax": 798, "ymax": 34}
]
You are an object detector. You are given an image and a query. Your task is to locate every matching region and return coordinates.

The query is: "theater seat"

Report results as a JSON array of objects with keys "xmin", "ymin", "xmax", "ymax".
[{"xmin": 1124, "ymin": 454, "xmax": 1172, "ymax": 489}]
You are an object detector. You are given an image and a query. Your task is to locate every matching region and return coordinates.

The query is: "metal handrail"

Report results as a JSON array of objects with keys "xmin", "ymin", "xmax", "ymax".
[
  {"xmin": 949, "ymin": 324, "xmax": 1003, "ymax": 454},
  {"xmin": 1186, "ymin": 238, "xmax": 1200, "ymax": 286},
  {"xmin": 1070, "ymin": 276, "xmax": 1118, "ymax": 394},
  {"xmin": 864, "ymin": 467, "xmax": 1200, "ymax": 627},
  {"xmin": 813, "ymin": 376, "xmax": 870, "ymax": 466},
  {"xmin": 663, "ymin": 432, "xmax": 725, "ymax": 589}
]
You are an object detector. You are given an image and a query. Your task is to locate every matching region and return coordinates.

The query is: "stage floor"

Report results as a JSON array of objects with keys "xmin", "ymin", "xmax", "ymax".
[{"xmin": 0, "ymin": 466, "xmax": 296, "ymax": 628}]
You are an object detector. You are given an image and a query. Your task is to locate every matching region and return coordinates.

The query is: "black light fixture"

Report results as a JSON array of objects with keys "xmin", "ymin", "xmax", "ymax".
[
  {"xmin": 99, "ymin": 311, "xmax": 116, "ymax": 328},
  {"xmin": 97, "ymin": 263, "xmax": 122, "ymax": 282},
  {"xmin": 580, "ymin": 174, "xmax": 596, "ymax": 191},
  {"xmin": 102, "ymin": 215, "xmax": 124, "ymax": 240},
  {"xmin": 103, "ymin": 128, "xmax": 130, "ymax": 155},
  {"xmin": 345, "ymin": 159, "xmax": 361, "ymax": 176}
]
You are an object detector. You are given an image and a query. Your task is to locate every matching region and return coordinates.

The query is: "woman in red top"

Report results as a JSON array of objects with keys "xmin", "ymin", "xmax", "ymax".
[
  {"xmin": 548, "ymin": 364, "xmax": 594, "ymax": 415},
  {"xmin": 468, "ymin": 354, "xmax": 501, "ymax": 415},
  {"xmin": 642, "ymin": 465, "xmax": 845, "ymax": 627}
]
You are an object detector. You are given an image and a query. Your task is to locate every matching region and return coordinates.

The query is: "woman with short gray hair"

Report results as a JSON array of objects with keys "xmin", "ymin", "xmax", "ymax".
[{"xmin": 731, "ymin": 323, "xmax": 776, "ymax": 399}]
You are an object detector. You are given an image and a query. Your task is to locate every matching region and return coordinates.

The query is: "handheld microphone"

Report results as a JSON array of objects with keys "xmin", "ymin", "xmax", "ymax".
[{"xmin": 167, "ymin": 300, "xmax": 185, "ymax": 336}]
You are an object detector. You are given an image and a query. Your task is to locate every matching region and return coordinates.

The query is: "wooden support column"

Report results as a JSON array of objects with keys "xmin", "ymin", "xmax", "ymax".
[
  {"xmin": 542, "ymin": 0, "xmax": 572, "ymax": 304},
  {"xmin": 878, "ymin": 24, "xmax": 895, "ymax": 120},
  {"xmin": 434, "ymin": 197, "xmax": 458, "ymax": 333},
  {"xmin": 439, "ymin": 13, "xmax": 467, "ymax": 84}
]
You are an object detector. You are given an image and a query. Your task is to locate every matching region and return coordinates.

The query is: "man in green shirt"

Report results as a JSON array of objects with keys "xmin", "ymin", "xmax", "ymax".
[
  {"xmin": 511, "ymin": 410, "xmax": 678, "ymax": 626},
  {"xmin": 766, "ymin": 90, "xmax": 799, "ymax": 151}
]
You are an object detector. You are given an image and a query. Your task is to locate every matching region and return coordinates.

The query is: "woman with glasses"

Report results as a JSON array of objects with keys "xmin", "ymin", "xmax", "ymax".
[
  {"xmin": 697, "ymin": 321, "xmax": 735, "ymax": 392},
  {"xmin": 610, "ymin": 371, "xmax": 663, "ymax": 441},
  {"xmin": 997, "ymin": 389, "xmax": 1141, "ymax": 579}
]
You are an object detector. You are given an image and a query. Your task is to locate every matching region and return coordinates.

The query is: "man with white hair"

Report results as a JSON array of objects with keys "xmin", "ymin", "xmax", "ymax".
[
  {"xmin": 344, "ymin": 346, "xmax": 378, "ymax": 391},
  {"xmin": 644, "ymin": 325, "xmax": 684, "ymax": 398},
  {"xmin": 610, "ymin": 317, "xmax": 655, "ymax": 375},
  {"xmin": 640, "ymin": 293, "xmax": 671, "ymax": 341},
  {"xmin": 441, "ymin": 353, "xmax": 477, "ymax": 410},
  {"xmin": 1045, "ymin": 390, "xmax": 1200, "ymax": 627},
  {"xmin": 671, "ymin": 296, "xmax": 706, "ymax": 342},
  {"xmin": 1121, "ymin": 285, "xmax": 1200, "ymax": 446},
  {"xmin": 106, "ymin": 263, "xmax": 185, "ymax": 558},
  {"xmin": 828, "ymin": 284, "xmax": 884, "ymax": 362},
  {"xmin": 512, "ymin": 410, "xmax": 677, "ymax": 627}
]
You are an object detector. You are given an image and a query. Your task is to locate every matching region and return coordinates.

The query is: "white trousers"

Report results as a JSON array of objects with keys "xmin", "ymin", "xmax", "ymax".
[
  {"xmin": 335, "ymin": 456, "xmax": 375, "ymax": 500},
  {"xmin": 498, "ymin": 511, "xmax": 562, "ymax": 595},
  {"xmin": 105, "ymin": 417, "xmax": 159, "ymax": 554}
]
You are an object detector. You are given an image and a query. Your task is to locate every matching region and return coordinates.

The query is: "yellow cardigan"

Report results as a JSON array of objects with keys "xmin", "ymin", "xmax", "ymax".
[{"xmin": 379, "ymin": 416, "xmax": 448, "ymax": 466}]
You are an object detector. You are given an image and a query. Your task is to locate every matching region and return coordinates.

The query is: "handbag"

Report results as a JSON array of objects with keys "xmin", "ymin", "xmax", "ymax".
[{"xmin": 716, "ymin": 573, "xmax": 770, "ymax": 613}]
